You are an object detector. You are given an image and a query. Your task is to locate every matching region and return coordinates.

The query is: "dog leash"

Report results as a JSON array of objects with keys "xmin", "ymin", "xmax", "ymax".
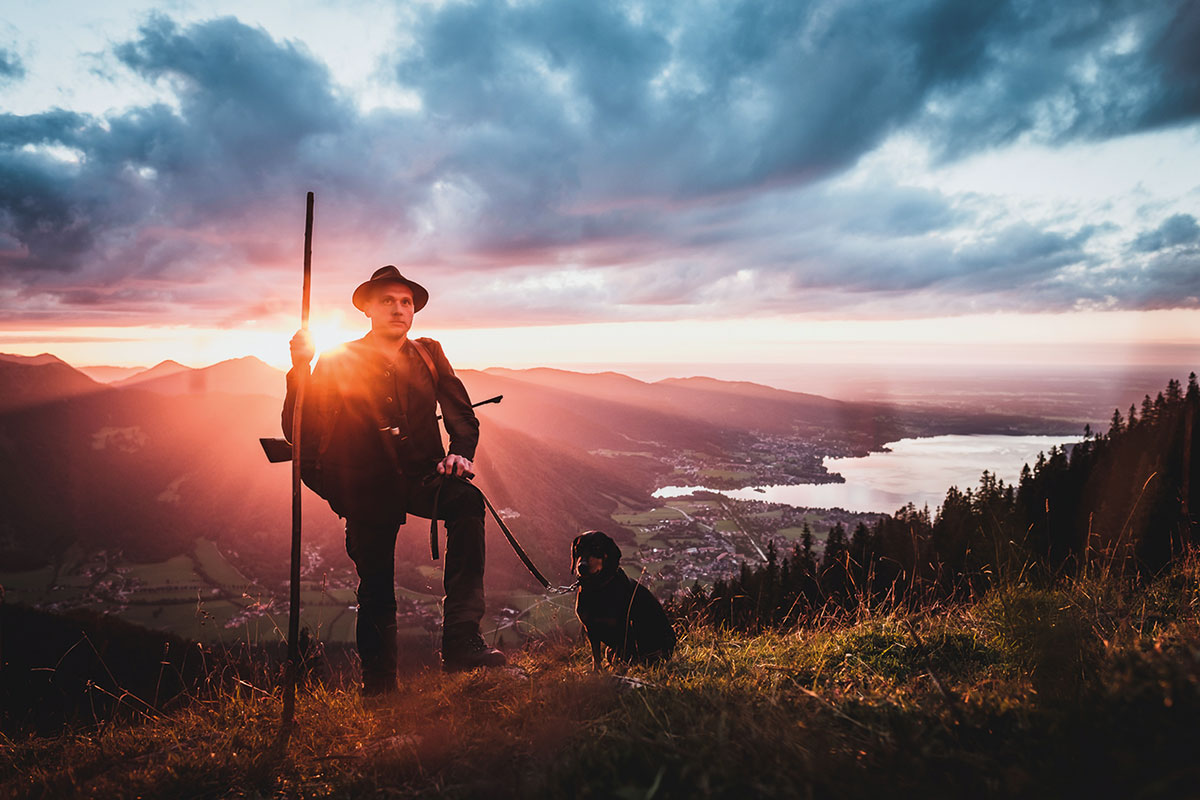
[{"xmin": 426, "ymin": 473, "xmax": 558, "ymax": 591}]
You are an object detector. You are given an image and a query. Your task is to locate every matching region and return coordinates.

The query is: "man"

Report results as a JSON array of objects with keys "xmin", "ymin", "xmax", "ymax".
[{"xmin": 283, "ymin": 265, "xmax": 506, "ymax": 692}]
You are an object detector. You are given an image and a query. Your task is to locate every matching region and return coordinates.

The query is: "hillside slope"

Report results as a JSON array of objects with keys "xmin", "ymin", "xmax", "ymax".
[
  {"xmin": 116, "ymin": 357, "xmax": 281, "ymax": 396},
  {"xmin": 0, "ymin": 357, "xmax": 1077, "ymax": 594},
  {"xmin": 0, "ymin": 358, "xmax": 105, "ymax": 413},
  {"xmin": 4, "ymin": 560, "xmax": 1197, "ymax": 798}
]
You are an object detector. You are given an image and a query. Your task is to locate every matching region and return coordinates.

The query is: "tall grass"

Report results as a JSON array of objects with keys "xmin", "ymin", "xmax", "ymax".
[{"xmin": 4, "ymin": 551, "xmax": 1198, "ymax": 798}]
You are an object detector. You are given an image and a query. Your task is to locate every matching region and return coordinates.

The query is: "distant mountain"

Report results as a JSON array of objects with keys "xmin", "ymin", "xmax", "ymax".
[
  {"xmin": 465, "ymin": 368, "xmax": 733, "ymax": 454},
  {"xmin": 657, "ymin": 375, "xmax": 840, "ymax": 401},
  {"xmin": 0, "ymin": 381, "xmax": 317, "ymax": 570},
  {"xmin": 0, "ymin": 358, "xmax": 104, "ymax": 413},
  {"xmin": 0, "ymin": 352, "xmax": 69, "ymax": 367},
  {"xmin": 483, "ymin": 367, "xmax": 664, "ymax": 405},
  {"xmin": 651, "ymin": 375, "xmax": 884, "ymax": 438},
  {"xmin": 486, "ymin": 367, "xmax": 1063, "ymax": 441},
  {"xmin": 112, "ymin": 360, "xmax": 191, "ymax": 388},
  {"xmin": 482, "ymin": 367, "xmax": 902, "ymax": 448},
  {"xmin": 77, "ymin": 365, "xmax": 148, "ymax": 383},
  {"xmin": 114, "ymin": 356, "xmax": 285, "ymax": 397}
]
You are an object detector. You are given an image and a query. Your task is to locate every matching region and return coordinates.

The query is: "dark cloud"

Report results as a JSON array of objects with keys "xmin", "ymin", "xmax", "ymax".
[
  {"xmin": 1, "ymin": 3, "xmax": 1198, "ymax": 327},
  {"xmin": 0, "ymin": 16, "xmax": 367, "ymax": 311},
  {"xmin": 808, "ymin": 184, "xmax": 968, "ymax": 239},
  {"xmin": 918, "ymin": 0, "xmax": 1200, "ymax": 157},
  {"xmin": 792, "ymin": 222, "xmax": 1093, "ymax": 298},
  {"xmin": 114, "ymin": 16, "xmax": 349, "ymax": 172},
  {"xmin": 0, "ymin": 139, "xmax": 99, "ymax": 273},
  {"xmin": 382, "ymin": 0, "xmax": 1199, "ymax": 319},
  {"xmin": 1132, "ymin": 213, "xmax": 1200, "ymax": 252},
  {"xmin": 1144, "ymin": 1, "xmax": 1200, "ymax": 127},
  {"xmin": 0, "ymin": 109, "xmax": 89, "ymax": 145},
  {"xmin": 392, "ymin": 0, "xmax": 1200, "ymax": 201},
  {"xmin": 428, "ymin": 191, "xmax": 1112, "ymax": 324},
  {"xmin": 0, "ymin": 48, "xmax": 24, "ymax": 83},
  {"xmin": 957, "ymin": 224, "xmax": 1094, "ymax": 274},
  {"xmin": 1140, "ymin": 250, "xmax": 1200, "ymax": 305}
]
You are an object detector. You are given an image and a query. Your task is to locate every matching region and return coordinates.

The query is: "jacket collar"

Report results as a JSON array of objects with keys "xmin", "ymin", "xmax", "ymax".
[{"xmin": 351, "ymin": 331, "xmax": 411, "ymax": 363}]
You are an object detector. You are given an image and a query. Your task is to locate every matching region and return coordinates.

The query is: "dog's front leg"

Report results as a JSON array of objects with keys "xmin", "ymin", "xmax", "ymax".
[{"xmin": 589, "ymin": 632, "xmax": 604, "ymax": 671}]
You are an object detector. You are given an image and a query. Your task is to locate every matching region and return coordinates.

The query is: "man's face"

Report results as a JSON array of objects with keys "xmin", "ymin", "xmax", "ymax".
[{"xmin": 364, "ymin": 285, "xmax": 415, "ymax": 340}]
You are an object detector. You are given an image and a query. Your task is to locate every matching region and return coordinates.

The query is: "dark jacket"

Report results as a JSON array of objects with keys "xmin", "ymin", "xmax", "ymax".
[{"xmin": 282, "ymin": 333, "xmax": 479, "ymax": 517}]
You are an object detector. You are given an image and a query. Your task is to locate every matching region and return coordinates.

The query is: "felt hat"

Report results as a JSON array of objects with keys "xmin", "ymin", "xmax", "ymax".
[{"xmin": 352, "ymin": 265, "xmax": 429, "ymax": 312}]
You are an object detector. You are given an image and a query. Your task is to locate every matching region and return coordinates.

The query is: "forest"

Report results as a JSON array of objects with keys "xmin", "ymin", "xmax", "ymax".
[{"xmin": 686, "ymin": 374, "xmax": 1200, "ymax": 630}]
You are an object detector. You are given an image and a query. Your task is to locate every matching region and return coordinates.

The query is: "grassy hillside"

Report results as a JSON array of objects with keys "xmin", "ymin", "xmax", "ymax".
[{"xmin": 4, "ymin": 555, "xmax": 1198, "ymax": 799}]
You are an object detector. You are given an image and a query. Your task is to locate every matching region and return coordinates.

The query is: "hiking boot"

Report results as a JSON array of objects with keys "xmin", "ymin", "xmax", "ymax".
[{"xmin": 442, "ymin": 632, "xmax": 508, "ymax": 672}]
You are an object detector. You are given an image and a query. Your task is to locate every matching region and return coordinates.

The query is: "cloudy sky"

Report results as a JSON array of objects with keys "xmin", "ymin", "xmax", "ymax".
[{"xmin": 1, "ymin": 0, "xmax": 1198, "ymax": 373}]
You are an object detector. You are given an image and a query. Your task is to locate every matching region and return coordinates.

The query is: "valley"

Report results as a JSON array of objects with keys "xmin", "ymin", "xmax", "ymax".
[{"xmin": 0, "ymin": 351, "xmax": 1086, "ymax": 648}]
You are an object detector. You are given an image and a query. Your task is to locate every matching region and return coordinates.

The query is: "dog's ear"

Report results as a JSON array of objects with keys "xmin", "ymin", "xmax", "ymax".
[
  {"xmin": 605, "ymin": 535, "xmax": 622, "ymax": 566},
  {"xmin": 571, "ymin": 534, "xmax": 584, "ymax": 566}
]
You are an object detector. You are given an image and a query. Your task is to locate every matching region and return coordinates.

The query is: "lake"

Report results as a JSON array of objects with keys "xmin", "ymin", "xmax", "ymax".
[{"xmin": 653, "ymin": 434, "xmax": 1081, "ymax": 515}]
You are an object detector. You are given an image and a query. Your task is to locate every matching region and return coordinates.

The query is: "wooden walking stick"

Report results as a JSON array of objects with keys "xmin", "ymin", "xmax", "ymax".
[{"xmin": 282, "ymin": 191, "xmax": 314, "ymax": 737}]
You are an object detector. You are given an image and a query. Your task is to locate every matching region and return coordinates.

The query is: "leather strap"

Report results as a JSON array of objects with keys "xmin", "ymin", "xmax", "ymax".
[
  {"xmin": 409, "ymin": 341, "xmax": 549, "ymax": 587},
  {"xmin": 475, "ymin": 479, "xmax": 552, "ymax": 589},
  {"xmin": 428, "ymin": 476, "xmax": 443, "ymax": 560},
  {"xmin": 409, "ymin": 338, "xmax": 439, "ymax": 387},
  {"xmin": 426, "ymin": 474, "xmax": 552, "ymax": 589}
]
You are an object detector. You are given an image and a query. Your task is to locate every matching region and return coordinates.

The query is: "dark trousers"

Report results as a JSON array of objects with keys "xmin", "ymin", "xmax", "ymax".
[{"xmin": 343, "ymin": 476, "xmax": 486, "ymax": 683}]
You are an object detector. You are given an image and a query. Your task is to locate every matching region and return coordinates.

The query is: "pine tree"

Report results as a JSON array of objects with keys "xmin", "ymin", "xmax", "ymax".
[
  {"xmin": 1167, "ymin": 379, "xmax": 1183, "ymax": 405},
  {"xmin": 800, "ymin": 523, "xmax": 816, "ymax": 573},
  {"xmin": 765, "ymin": 540, "xmax": 783, "ymax": 625},
  {"xmin": 820, "ymin": 523, "xmax": 849, "ymax": 602},
  {"xmin": 846, "ymin": 522, "xmax": 871, "ymax": 597},
  {"xmin": 821, "ymin": 524, "xmax": 846, "ymax": 571}
]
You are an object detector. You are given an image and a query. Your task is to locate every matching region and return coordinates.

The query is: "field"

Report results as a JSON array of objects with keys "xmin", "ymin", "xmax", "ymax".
[
  {"xmin": 0, "ymin": 492, "xmax": 878, "ymax": 659},
  {"xmin": 0, "ymin": 539, "xmax": 396, "ymax": 645},
  {"xmin": 605, "ymin": 495, "xmax": 875, "ymax": 594}
]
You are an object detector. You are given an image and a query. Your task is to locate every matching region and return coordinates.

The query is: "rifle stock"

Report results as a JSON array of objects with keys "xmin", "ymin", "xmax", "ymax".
[{"xmin": 260, "ymin": 395, "xmax": 503, "ymax": 463}]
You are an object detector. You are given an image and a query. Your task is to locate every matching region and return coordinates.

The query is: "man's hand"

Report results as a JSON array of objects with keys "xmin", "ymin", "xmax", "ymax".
[
  {"xmin": 437, "ymin": 454, "xmax": 474, "ymax": 478},
  {"xmin": 290, "ymin": 329, "xmax": 315, "ymax": 369}
]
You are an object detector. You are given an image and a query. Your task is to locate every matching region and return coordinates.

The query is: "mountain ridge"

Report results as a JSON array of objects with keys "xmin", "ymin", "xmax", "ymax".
[
  {"xmin": 113, "ymin": 359, "xmax": 193, "ymax": 388},
  {"xmin": 77, "ymin": 364, "xmax": 148, "ymax": 383},
  {"xmin": 0, "ymin": 358, "xmax": 104, "ymax": 413},
  {"xmin": 0, "ymin": 352, "xmax": 69, "ymax": 367}
]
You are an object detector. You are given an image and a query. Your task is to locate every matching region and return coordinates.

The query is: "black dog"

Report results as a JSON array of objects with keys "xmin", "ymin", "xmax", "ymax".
[{"xmin": 572, "ymin": 530, "xmax": 675, "ymax": 670}]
